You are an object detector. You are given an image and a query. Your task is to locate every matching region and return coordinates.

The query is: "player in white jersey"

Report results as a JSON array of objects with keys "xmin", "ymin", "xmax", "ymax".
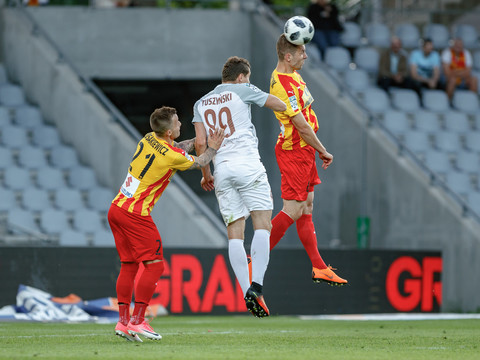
[{"xmin": 193, "ymin": 56, "xmax": 286, "ymax": 318}]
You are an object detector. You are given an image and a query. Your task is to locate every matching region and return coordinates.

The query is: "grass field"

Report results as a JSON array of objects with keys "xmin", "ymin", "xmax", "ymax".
[{"xmin": 1, "ymin": 316, "xmax": 479, "ymax": 360}]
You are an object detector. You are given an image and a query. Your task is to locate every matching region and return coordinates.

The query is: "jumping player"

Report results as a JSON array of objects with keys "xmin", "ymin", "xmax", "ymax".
[
  {"xmin": 193, "ymin": 56, "xmax": 286, "ymax": 318},
  {"xmin": 269, "ymin": 34, "xmax": 347, "ymax": 286},
  {"xmin": 108, "ymin": 106, "xmax": 224, "ymax": 341}
]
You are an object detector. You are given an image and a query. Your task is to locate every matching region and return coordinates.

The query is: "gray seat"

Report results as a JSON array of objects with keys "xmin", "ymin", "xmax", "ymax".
[
  {"xmin": 365, "ymin": 22, "xmax": 390, "ymax": 48},
  {"xmin": 413, "ymin": 111, "xmax": 441, "ymax": 133},
  {"xmin": 0, "ymin": 64, "xmax": 7, "ymax": 83},
  {"xmin": 18, "ymin": 146, "xmax": 48, "ymax": 170},
  {"xmin": 22, "ymin": 187, "xmax": 52, "ymax": 212},
  {"xmin": 0, "ymin": 188, "xmax": 17, "ymax": 212},
  {"xmin": 4, "ymin": 166, "xmax": 32, "ymax": 190},
  {"xmin": 467, "ymin": 192, "xmax": 480, "ymax": 215},
  {"xmin": 435, "ymin": 131, "xmax": 462, "ymax": 153},
  {"xmin": 72, "ymin": 208, "xmax": 104, "ymax": 233},
  {"xmin": 324, "ymin": 46, "xmax": 351, "ymax": 72},
  {"xmin": 452, "ymin": 24, "xmax": 478, "ymax": 49},
  {"xmin": 422, "ymin": 23, "xmax": 449, "ymax": 50},
  {"xmin": 423, "ymin": 90, "xmax": 450, "ymax": 113},
  {"xmin": 32, "ymin": 125, "xmax": 61, "ymax": 149},
  {"xmin": 68, "ymin": 166, "xmax": 98, "ymax": 190},
  {"xmin": 0, "ymin": 84, "xmax": 26, "ymax": 107},
  {"xmin": 36, "ymin": 166, "xmax": 67, "ymax": 191},
  {"xmin": 391, "ymin": 89, "xmax": 421, "ymax": 113},
  {"xmin": 363, "ymin": 87, "xmax": 391, "ymax": 113},
  {"xmin": 402, "ymin": 130, "xmax": 431, "ymax": 153},
  {"xmin": 343, "ymin": 69, "xmax": 370, "ymax": 94},
  {"xmin": 87, "ymin": 187, "xmax": 114, "ymax": 212},
  {"xmin": 451, "ymin": 90, "xmax": 479, "ymax": 115},
  {"xmin": 353, "ymin": 47, "xmax": 379, "ymax": 74},
  {"xmin": 0, "ymin": 107, "xmax": 11, "ymax": 126},
  {"xmin": 456, "ymin": 151, "xmax": 479, "ymax": 173},
  {"xmin": 50, "ymin": 145, "xmax": 79, "ymax": 170},
  {"xmin": 395, "ymin": 23, "xmax": 420, "ymax": 49},
  {"xmin": 1, "ymin": 125, "xmax": 29, "ymax": 149},
  {"xmin": 39, "ymin": 208, "xmax": 70, "ymax": 234},
  {"xmin": 382, "ymin": 110, "xmax": 410, "ymax": 135},
  {"xmin": 464, "ymin": 133, "xmax": 480, "ymax": 152},
  {"xmin": 8, "ymin": 208, "xmax": 40, "ymax": 234},
  {"xmin": 443, "ymin": 111, "xmax": 471, "ymax": 133},
  {"xmin": 0, "ymin": 146, "xmax": 14, "ymax": 170},
  {"xmin": 92, "ymin": 229, "xmax": 115, "ymax": 247},
  {"xmin": 59, "ymin": 229, "xmax": 89, "ymax": 247},
  {"xmin": 14, "ymin": 106, "xmax": 44, "ymax": 129},
  {"xmin": 473, "ymin": 50, "xmax": 480, "ymax": 72},
  {"xmin": 445, "ymin": 172, "xmax": 472, "ymax": 196},
  {"xmin": 341, "ymin": 21, "xmax": 362, "ymax": 48},
  {"xmin": 54, "ymin": 188, "xmax": 84, "ymax": 212},
  {"xmin": 423, "ymin": 150, "xmax": 451, "ymax": 174}
]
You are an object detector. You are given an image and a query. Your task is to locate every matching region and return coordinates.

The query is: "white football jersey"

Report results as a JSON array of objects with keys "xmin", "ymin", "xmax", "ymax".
[{"xmin": 192, "ymin": 83, "xmax": 269, "ymax": 165}]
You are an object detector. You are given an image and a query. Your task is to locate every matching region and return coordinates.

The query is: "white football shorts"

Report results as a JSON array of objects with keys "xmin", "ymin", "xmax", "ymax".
[{"xmin": 214, "ymin": 160, "xmax": 273, "ymax": 225}]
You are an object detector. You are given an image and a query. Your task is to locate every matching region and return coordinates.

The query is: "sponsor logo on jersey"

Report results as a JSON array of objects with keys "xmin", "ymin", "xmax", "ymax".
[
  {"xmin": 184, "ymin": 153, "xmax": 194, "ymax": 162},
  {"xmin": 246, "ymin": 83, "xmax": 261, "ymax": 92},
  {"xmin": 120, "ymin": 173, "xmax": 140, "ymax": 198},
  {"xmin": 288, "ymin": 95, "xmax": 298, "ymax": 111}
]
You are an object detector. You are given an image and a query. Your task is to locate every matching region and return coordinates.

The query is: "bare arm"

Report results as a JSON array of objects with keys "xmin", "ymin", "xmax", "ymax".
[
  {"xmin": 264, "ymin": 94, "xmax": 287, "ymax": 112},
  {"xmin": 189, "ymin": 127, "xmax": 225, "ymax": 171},
  {"xmin": 290, "ymin": 112, "xmax": 333, "ymax": 169},
  {"xmin": 193, "ymin": 122, "xmax": 215, "ymax": 190},
  {"xmin": 174, "ymin": 138, "xmax": 195, "ymax": 153}
]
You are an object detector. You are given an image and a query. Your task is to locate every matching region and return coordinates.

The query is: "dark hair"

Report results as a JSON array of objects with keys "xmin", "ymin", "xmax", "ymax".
[
  {"xmin": 222, "ymin": 56, "xmax": 251, "ymax": 82},
  {"xmin": 150, "ymin": 106, "xmax": 176, "ymax": 135},
  {"xmin": 422, "ymin": 38, "xmax": 433, "ymax": 46},
  {"xmin": 276, "ymin": 34, "xmax": 300, "ymax": 61}
]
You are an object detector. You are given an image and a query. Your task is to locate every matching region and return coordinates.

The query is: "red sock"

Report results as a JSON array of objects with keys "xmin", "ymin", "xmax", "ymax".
[
  {"xmin": 270, "ymin": 211, "xmax": 294, "ymax": 250},
  {"xmin": 132, "ymin": 261, "xmax": 165, "ymax": 324},
  {"xmin": 118, "ymin": 303, "xmax": 130, "ymax": 326},
  {"xmin": 116, "ymin": 262, "xmax": 139, "ymax": 305},
  {"xmin": 131, "ymin": 302, "xmax": 148, "ymax": 325},
  {"xmin": 296, "ymin": 214, "xmax": 327, "ymax": 269}
]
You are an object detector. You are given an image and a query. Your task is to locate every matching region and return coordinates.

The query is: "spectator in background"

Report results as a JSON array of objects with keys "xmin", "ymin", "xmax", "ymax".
[
  {"xmin": 441, "ymin": 38, "xmax": 478, "ymax": 99},
  {"xmin": 307, "ymin": 0, "xmax": 344, "ymax": 58},
  {"xmin": 409, "ymin": 38, "xmax": 442, "ymax": 98},
  {"xmin": 377, "ymin": 36, "xmax": 415, "ymax": 93}
]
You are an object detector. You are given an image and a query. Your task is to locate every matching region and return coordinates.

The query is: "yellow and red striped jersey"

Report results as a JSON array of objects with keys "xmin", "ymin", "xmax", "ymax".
[
  {"xmin": 269, "ymin": 69, "xmax": 319, "ymax": 151},
  {"xmin": 112, "ymin": 132, "xmax": 194, "ymax": 216}
]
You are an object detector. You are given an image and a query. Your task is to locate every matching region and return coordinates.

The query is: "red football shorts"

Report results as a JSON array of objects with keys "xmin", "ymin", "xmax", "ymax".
[
  {"xmin": 108, "ymin": 204, "xmax": 163, "ymax": 263},
  {"xmin": 275, "ymin": 143, "xmax": 321, "ymax": 201}
]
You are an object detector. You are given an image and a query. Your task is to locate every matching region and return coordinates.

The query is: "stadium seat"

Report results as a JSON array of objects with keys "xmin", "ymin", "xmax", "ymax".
[
  {"xmin": 422, "ymin": 90, "xmax": 450, "ymax": 113},
  {"xmin": 0, "ymin": 64, "xmax": 7, "ymax": 83},
  {"xmin": 467, "ymin": 191, "xmax": 480, "ymax": 215},
  {"xmin": 363, "ymin": 87, "xmax": 391, "ymax": 113},
  {"xmin": 451, "ymin": 90, "xmax": 479, "ymax": 115},
  {"xmin": 452, "ymin": 24, "xmax": 478, "ymax": 49},
  {"xmin": 59, "ymin": 229, "xmax": 89, "ymax": 247},
  {"xmin": 0, "ymin": 188, "xmax": 17, "ymax": 212},
  {"xmin": 353, "ymin": 47, "xmax": 379, "ymax": 74},
  {"xmin": 32, "ymin": 125, "xmax": 61, "ymax": 149},
  {"xmin": 455, "ymin": 151, "xmax": 479, "ymax": 173},
  {"xmin": 8, "ymin": 208, "xmax": 40, "ymax": 235},
  {"xmin": 391, "ymin": 89, "xmax": 421, "ymax": 113},
  {"xmin": 0, "ymin": 84, "xmax": 26, "ymax": 107},
  {"xmin": 39, "ymin": 208, "xmax": 70, "ymax": 234},
  {"xmin": 413, "ymin": 111, "xmax": 441, "ymax": 133},
  {"xmin": 324, "ymin": 46, "xmax": 351, "ymax": 72},
  {"xmin": 434, "ymin": 131, "xmax": 462, "ymax": 153},
  {"xmin": 92, "ymin": 229, "xmax": 115, "ymax": 247},
  {"xmin": 340, "ymin": 21, "xmax": 362, "ymax": 48},
  {"xmin": 0, "ymin": 146, "xmax": 14, "ymax": 170},
  {"xmin": 423, "ymin": 150, "xmax": 451, "ymax": 174},
  {"xmin": 382, "ymin": 110, "xmax": 410, "ymax": 135},
  {"xmin": 54, "ymin": 188, "xmax": 84, "ymax": 212},
  {"xmin": 0, "ymin": 125, "xmax": 29, "ymax": 149},
  {"xmin": 443, "ymin": 111, "xmax": 471, "ymax": 133},
  {"xmin": 475, "ymin": 113, "xmax": 480, "ymax": 130},
  {"xmin": 365, "ymin": 22, "xmax": 390, "ymax": 48},
  {"xmin": 72, "ymin": 208, "xmax": 104, "ymax": 233},
  {"xmin": 395, "ymin": 23, "xmax": 420, "ymax": 49},
  {"xmin": 68, "ymin": 166, "xmax": 98, "ymax": 191},
  {"xmin": 343, "ymin": 69, "xmax": 370, "ymax": 94},
  {"xmin": 14, "ymin": 106, "xmax": 44, "ymax": 129},
  {"xmin": 0, "ymin": 106, "xmax": 11, "ymax": 126},
  {"xmin": 18, "ymin": 146, "xmax": 48, "ymax": 170},
  {"xmin": 36, "ymin": 166, "xmax": 67, "ymax": 191},
  {"xmin": 22, "ymin": 187, "xmax": 52, "ymax": 212},
  {"xmin": 464, "ymin": 132, "xmax": 480, "ymax": 152},
  {"xmin": 4, "ymin": 166, "xmax": 32, "ymax": 190},
  {"xmin": 445, "ymin": 172, "xmax": 472, "ymax": 196},
  {"xmin": 50, "ymin": 145, "xmax": 79, "ymax": 170},
  {"xmin": 87, "ymin": 187, "xmax": 114, "ymax": 212},
  {"xmin": 473, "ymin": 50, "xmax": 480, "ymax": 72},
  {"xmin": 402, "ymin": 130, "xmax": 432, "ymax": 153},
  {"xmin": 422, "ymin": 23, "xmax": 449, "ymax": 50}
]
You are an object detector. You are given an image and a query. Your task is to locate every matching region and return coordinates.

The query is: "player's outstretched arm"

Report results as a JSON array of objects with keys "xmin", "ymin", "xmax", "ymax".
[
  {"xmin": 264, "ymin": 94, "xmax": 287, "ymax": 112},
  {"xmin": 174, "ymin": 138, "xmax": 196, "ymax": 153},
  {"xmin": 189, "ymin": 127, "xmax": 225, "ymax": 171},
  {"xmin": 194, "ymin": 123, "xmax": 215, "ymax": 190}
]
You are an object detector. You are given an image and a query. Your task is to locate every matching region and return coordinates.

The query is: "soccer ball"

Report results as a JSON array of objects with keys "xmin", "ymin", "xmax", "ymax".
[{"xmin": 283, "ymin": 16, "xmax": 314, "ymax": 46}]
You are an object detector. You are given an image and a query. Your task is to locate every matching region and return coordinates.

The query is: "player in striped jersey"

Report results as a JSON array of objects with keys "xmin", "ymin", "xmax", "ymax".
[
  {"xmin": 269, "ymin": 34, "xmax": 347, "ymax": 286},
  {"xmin": 193, "ymin": 56, "xmax": 286, "ymax": 318},
  {"xmin": 109, "ymin": 106, "xmax": 224, "ymax": 341}
]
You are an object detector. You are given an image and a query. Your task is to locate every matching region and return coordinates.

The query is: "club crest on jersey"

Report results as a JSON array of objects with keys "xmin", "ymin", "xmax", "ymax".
[
  {"xmin": 288, "ymin": 95, "xmax": 298, "ymax": 111},
  {"xmin": 246, "ymin": 83, "xmax": 261, "ymax": 93},
  {"xmin": 120, "ymin": 174, "xmax": 140, "ymax": 198}
]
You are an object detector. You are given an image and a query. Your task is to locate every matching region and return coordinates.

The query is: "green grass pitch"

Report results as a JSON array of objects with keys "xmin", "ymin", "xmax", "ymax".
[{"xmin": 1, "ymin": 316, "xmax": 479, "ymax": 360}]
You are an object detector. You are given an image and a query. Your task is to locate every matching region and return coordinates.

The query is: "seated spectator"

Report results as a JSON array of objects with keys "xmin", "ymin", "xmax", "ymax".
[
  {"xmin": 441, "ymin": 38, "xmax": 478, "ymax": 99},
  {"xmin": 409, "ymin": 38, "xmax": 442, "ymax": 96},
  {"xmin": 307, "ymin": 0, "xmax": 344, "ymax": 58},
  {"xmin": 377, "ymin": 36, "xmax": 415, "ymax": 93}
]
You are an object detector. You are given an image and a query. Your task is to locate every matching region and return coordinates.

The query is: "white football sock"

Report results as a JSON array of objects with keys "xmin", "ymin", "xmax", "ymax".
[
  {"xmin": 228, "ymin": 239, "xmax": 250, "ymax": 296},
  {"xmin": 250, "ymin": 229, "xmax": 270, "ymax": 287}
]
